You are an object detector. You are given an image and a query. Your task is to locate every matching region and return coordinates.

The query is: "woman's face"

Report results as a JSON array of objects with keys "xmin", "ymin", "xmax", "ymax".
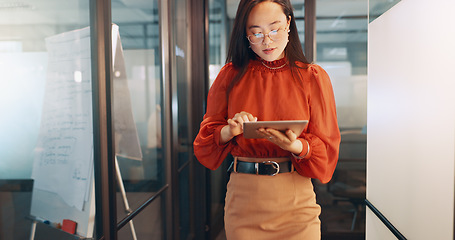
[{"xmin": 246, "ymin": 1, "xmax": 291, "ymax": 62}]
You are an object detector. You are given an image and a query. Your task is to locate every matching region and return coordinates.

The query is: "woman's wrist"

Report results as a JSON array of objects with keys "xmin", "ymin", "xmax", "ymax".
[
  {"xmin": 286, "ymin": 138, "xmax": 302, "ymax": 155},
  {"xmin": 292, "ymin": 139, "xmax": 310, "ymax": 159},
  {"xmin": 220, "ymin": 125, "xmax": 234, "ymax": 144}
]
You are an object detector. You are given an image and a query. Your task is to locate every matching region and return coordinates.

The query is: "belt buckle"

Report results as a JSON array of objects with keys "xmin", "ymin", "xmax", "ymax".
[{"xmin": 259, "ymin": 161, "xmax": 280, "ymax": 176}]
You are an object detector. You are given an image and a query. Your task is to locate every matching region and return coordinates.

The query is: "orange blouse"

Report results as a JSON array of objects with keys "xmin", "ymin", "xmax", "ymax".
[{"xmin": 193, "ymin": 58, "xmax": 341, "ymax": 183}]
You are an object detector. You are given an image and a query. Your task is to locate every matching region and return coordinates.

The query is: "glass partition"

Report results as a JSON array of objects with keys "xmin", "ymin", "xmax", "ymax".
[
  {"xmin": 0, "ymin": 0, "xmax": 92, "ymax": 239},
  {"xmin": 209, "ymin": 0, "xmax": 228, "ymax": 87},
  {"xmin": 369, "ymin": 0, "xmax": 401, "ymax": 22},
  {"xmin": 111, "ymin": 0, "xmax": 165, "ymax": 239},
  {"xmin": 208, "ymin": 0, "xmax": 231, "ymax": 238},
  {"xmin": 315, "ymin": 0, "xmax": 367, "ymax": 237},
  {"xmin": 171, "ymin": 0, "xmax": 192, "ymax": 238},
  {"xmin": 291, "ymin": 0, "xmax": 305, "ymax": 49}
]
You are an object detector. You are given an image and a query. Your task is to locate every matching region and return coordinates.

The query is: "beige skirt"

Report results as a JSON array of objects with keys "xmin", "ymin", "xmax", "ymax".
[{"xmin": 224, "ymin": 171, "xmax": 321, "ymax": 240}]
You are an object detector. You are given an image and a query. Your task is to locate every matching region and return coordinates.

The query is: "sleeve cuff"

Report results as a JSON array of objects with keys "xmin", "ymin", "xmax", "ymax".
[{"xmin": 213, "ymin": 125, "xmax": 229, "ymax": 147}]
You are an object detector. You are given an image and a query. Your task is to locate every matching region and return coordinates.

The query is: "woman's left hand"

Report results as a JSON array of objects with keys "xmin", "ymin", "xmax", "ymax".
[{"xmin": 257, "ymin": 128, "xmax": 303, "ymax": 155}]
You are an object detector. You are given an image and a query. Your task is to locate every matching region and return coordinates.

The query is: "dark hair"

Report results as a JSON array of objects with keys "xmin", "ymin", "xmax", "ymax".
[{"xmin": 225, "ymin": 0, "xmax": 309, "ymax": 98}]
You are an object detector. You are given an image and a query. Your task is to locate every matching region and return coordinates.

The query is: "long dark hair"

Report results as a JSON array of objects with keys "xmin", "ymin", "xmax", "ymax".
[{"xmin": 225, "ymin": 0, "xmax": 309, "ymax": 97}]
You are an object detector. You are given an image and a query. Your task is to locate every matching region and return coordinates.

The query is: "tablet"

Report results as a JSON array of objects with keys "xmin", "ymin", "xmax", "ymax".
[{"xmin": 243, "ymin": 120, "xmax": 308, "ymax": 139}]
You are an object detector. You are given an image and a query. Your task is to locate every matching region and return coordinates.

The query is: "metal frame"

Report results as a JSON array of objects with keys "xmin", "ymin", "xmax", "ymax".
[
  {"xmin": 90, "ymin": 0, "xmax": 177, "ymax": 238},
  {"xmin": 168, "ymin": 0, "xmax": 181, "ymax": 238},
  {"xmin": 88, "ymin": 0, "xmax": 179, "ymax": 239},
  {"xmin": 158, "ymin": 0, "xmax": 175, "ymax": 239},
  {"xmin": 189, "ymin": 0, "xmax": 210, "ymax": 238},
  {"xmin": 87, "ymin": 0, "xmax": 223, "ymax": 239},
  {"xmin": 365, "ymin": 200, "xmax": 407, "ymax": 240},
  {"xmin": 90, "ymin": 0, "xmax": 117, "ymax": 239},
  {"xmin": 305, "ymin": 0, "xmax": 316, "ymax": 63}
]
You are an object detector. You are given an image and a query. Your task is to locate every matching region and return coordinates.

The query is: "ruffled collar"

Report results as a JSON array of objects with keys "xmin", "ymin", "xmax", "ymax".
[{"xmin": 252, "ymin": 57, "xmax": 289, "ymax": 72}]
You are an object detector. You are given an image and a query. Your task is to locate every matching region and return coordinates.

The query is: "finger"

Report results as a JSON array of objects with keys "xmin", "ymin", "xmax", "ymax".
[
  {"xmin": 232, "ymin": 113, "xmax": 242, "ymax": 120},
  {"xmin": 241, "ymin": 114, "xmax": 250, "ymax": 123},
  {"xmin": 281, "ymin": 137, "xmax": 292, "ymax": 144},
  {"xmin": 232, "ymin": 115, "xmax": 245, "ymax": 127},
  {"xmin": 265, "ymin": 128, "xmax": 283, "ymax": 137},
  {"xmin": 264, "ymin": 130, "xmax": 280, "ymax": 142},
  {"xmin": 267, "ymin": 129, "xmax": 291, "ymax": 144},
  {"xmin": 246, "ymin": 113, "xmax": 257, "ymax": 122},
  {"xmin": 285, "ymin": 129, "xmax": 297, "ymax": 141},
  {"xmin": 238, "ymin": 111, "xmax": 257, "ymax": 122},
  {"xmin": 257, "ymin": 128, "xmax": 271, "ymax": 139},
  {"xmin": 227, "ymin": 119, "xmax": 238, "ymax": 128}
]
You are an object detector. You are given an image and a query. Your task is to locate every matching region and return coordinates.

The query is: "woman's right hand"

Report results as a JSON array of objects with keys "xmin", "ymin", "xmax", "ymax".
[{"xmin": 220, "ymin": 111, "xmax": 257, "ymax": 144}]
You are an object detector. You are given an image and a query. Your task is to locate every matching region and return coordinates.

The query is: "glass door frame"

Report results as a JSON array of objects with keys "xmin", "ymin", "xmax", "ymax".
[
  {"xmin": 90, "ymin": 0, "xmax": 210, "ymax": 239},
  {"xmin": 90, "ymin": 0, "xmax": 174, "ymax": 239},
  {"xmin": 90, "ymin": 0, "xmax": 118, "ymax": 239}
]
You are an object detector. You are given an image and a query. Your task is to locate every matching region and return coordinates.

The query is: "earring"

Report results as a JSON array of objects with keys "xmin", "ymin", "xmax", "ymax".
[{"xmin": 249, "ymin": 45, "xmax": 251, "ymax": 48}]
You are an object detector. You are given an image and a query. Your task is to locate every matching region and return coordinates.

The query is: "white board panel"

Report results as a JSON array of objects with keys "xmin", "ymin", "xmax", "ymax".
[
  {"xmin": 30, "ymin": 24, "xmax": 141, "ymax": 238},
  {"xmin": 367, "ymin": 0, "xmax": 455, "ymax": 239}
]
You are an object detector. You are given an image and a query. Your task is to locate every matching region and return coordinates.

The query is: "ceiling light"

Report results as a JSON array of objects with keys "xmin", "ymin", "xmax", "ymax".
[{"xmin": 0, "ymin": 2, "xmax": 33, "ymax": 10}]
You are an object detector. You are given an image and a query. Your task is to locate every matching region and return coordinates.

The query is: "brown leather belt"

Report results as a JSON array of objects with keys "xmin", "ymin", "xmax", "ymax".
[{"xmin": 230, "ymin": 157, "xmax": 294, "ymax": 176}]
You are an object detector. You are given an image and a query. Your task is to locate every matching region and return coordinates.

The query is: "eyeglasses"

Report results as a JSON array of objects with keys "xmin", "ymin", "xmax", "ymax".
[{"xmin": 247, "ymin": 28, "xmax": 289, "ymax": 45}]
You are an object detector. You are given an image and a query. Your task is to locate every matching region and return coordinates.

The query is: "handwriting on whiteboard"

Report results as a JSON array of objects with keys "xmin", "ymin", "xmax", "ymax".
[{"xmin": 32, "ymin": 27, "xmax": 93, "ymax": 211}]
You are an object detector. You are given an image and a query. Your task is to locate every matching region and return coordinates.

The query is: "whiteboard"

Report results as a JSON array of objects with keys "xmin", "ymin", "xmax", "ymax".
[
  {"xmin": 367, "ymin": 0, "xmax": 455, "ymax": 239},
  {"xmin": 30, "ymin": 24, "xmax": 141, "ymax": 238},
  {"xmin": 31, "ymin": 26, "xmax": 95, "ymax": 238}
]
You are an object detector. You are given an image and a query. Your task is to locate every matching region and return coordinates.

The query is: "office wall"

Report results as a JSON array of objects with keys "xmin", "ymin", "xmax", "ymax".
[
  {"xmin": 367, "ymin": 0, "xmax": 455, "ymax": 239},
  {"xmin": 0, "ymin": 52, "xmax": 47, "ymax": 179}
]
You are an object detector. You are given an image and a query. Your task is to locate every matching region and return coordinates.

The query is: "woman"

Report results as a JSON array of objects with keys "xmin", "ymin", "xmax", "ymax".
[{"xmin": 193, "ymin": 0, "xmax": 340, "ymax": 239}]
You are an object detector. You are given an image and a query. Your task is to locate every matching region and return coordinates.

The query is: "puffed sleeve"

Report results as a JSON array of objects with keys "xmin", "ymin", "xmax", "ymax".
[
  {"xmin": 193, "ymin": 64, "xmax": 237, "ymax": 170},
  {"xmin": 292, "ymin": 64, "xmax": 341, "ymax": 183}
]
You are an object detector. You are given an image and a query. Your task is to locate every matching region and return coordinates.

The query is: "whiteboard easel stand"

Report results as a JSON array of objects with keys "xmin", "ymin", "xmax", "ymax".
[
  {"xmin": 29, "ymin": 220, "xmax": 37, "ymax": 240},
  {"xmin": 115, "ymin": 156, "xmax": 138, "ymax": 240}
]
